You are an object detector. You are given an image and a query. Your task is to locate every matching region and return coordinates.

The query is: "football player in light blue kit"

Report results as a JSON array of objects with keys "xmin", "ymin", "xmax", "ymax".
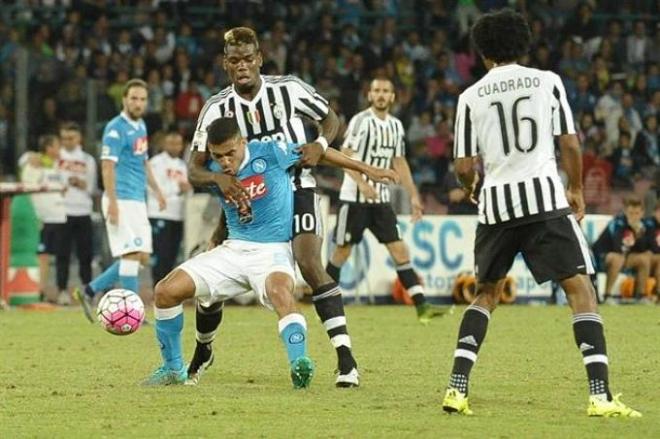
[
  {"xmin": 144, "ymin": 117, "xmax": 314, "ymax": 388},
  {"xmin": 75, "ymin": 79, "xmax": 166, "ymax": 322}
]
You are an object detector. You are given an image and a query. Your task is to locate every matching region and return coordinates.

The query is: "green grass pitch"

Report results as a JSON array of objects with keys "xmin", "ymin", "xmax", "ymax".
[{"xmin": 1, "ymin": 305, "xmax": 658, "ymax": 438}]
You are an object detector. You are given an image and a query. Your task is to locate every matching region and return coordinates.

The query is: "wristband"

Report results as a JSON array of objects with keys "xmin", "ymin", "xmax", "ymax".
[{"xmin": 315, "ymin": 136, "xmax": 329, "ymax": 152}]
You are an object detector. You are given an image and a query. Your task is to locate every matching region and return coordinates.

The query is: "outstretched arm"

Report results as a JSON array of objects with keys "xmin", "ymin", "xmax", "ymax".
[
  {"xmin": 392, "ymin": 156, "xmax": 423, "ymax": 222},
  {"xmin": 145, "ymin": 160, "xmax": 166, "ymax": 210},
  {"xmin": 298, "ymin": 108, "xmax": 340, "ymax": 167},
  {"xmin": 319, "ymin": 148, "xmax": 399, "ymax": 184}
]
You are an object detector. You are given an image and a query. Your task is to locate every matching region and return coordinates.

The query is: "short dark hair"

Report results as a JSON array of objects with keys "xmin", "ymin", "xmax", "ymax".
[
  {"xmin": 471, "ymin": 9, "xmax": 531, "ymax": 63},
  {"xmin": 207, "ymin": 118, "xmax": 240, "ymax": 145},
  {"xmin": 122, "ymin": 78, "xmax": 148, "ymax": 97},
  {"xmin": 38, "ymin": 134, "xmax": 59, "ymax": 152},
  {"xmin": 624, "ymin": 195, "xmax": 643, "ymax": 208},
  {"xmin": 60, "ymin": 121, "xmax": 81, "ymax": 132},
  {"xmin": 224, "ymin": 27, "xmax": 259, "ymax": 54}
]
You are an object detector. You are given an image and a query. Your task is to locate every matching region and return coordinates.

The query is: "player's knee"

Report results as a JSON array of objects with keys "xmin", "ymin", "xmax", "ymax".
[{"xmin": 154, "ymin": 278, "xmax": 181, "ymax": 308}]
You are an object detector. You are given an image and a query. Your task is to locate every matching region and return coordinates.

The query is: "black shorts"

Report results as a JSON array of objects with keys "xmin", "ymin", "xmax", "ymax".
[
  {"xmin": 38, "ymin": 223, "xmax": 65, "ymax": 255},
  {"xmin": 293, "ymin": 188, "xmax": 323, "ymax": 237},
  {"xmin": 475, "ymin": 215, "xmax": 594, "ymax": 284},
  {"xmin": 333, "ymin": 202, "xmax": 401, "ymax": 245}
]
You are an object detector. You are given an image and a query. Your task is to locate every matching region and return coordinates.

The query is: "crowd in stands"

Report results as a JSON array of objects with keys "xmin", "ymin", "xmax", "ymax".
[{"xmin": 0, "ymin": 0, "xmax": 658, "ymax": 215}]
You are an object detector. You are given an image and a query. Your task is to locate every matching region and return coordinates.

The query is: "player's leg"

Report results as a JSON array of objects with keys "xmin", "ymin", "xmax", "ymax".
[
  {"xmin": 371, "ymin": 204, "xmax": 446, "ymax": 322},
  {"xmin": 603, "ymin": 252, "xmax": 625, "ymax": 302},
  {"xmin": 624, "ymin": 252, "xmax": 651, "ymax": 300},
  {"xmin": 143, "ymin": 268, "xmax": 196, "ymax": 385},
  {"xmin": 651, "ymin": 254, "xmax": 660, "ymax": 300},
  {"xmin": 325, "ymin": 202, "xmax": 361, "ymax": 283},
  {"xmin": 443, "ymin": 224, "xmax": 519, "ymax": 415},
  {"xmin": 51, "ymin": 223, "xmax": 71, "ymax": 305},
  {"xmin": 294, "ymin": 192, "xmax": 358, "ymax": 387},
  {"xmin": 525, "ymin": 216, "xmax": 640, "ymax": 417},
  {"xmin": 188, "ymin": 214, "xmax": 227, "ymax": 382},
  {"xmin": 74, "ymin": 215, "xmax": 93, "ymax": 288},
  {"xmin": 150, "ymin": 219, "xmax": 167, "ymax": 286},
  {"xmin": 265, "ymin": 271, "xmax": 314, "ymax": 388},
  {"xmin": 326, "ymin": 243, "xmax": 353, "ymax": 283}
]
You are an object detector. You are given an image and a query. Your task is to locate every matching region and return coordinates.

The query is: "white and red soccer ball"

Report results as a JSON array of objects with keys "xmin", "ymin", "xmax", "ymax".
[{"xmin": 96, "ymin": 289, "xmax": 145, "ymax": 335}]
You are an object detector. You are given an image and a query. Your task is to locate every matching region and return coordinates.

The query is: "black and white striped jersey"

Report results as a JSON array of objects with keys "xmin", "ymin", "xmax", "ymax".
[
  {"xmin": 339, "ymin": 108, "xmax": 405, "ymax": 204},
  {"xmin": 191, "ymin": 75, "xmax": 330, "ymax": 188},
  {"xmin": 453, "ymin": 64, "xmax": 576, "ymax": 226}
]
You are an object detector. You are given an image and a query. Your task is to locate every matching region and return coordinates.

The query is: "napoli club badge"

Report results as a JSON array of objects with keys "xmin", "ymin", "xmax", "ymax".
[{"xmin": 252, "ymin": 158, "xmax": 267, "ymax": 174}]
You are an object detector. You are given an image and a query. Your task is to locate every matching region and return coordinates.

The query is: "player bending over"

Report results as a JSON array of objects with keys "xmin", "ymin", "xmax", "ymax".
[
  {"xmin": 143, "ymin": 117, "xmax": 316, "ymax": 388},
  {"xmin": 441, "ymin": 9, "xmax": 641, "ymax": 417}
]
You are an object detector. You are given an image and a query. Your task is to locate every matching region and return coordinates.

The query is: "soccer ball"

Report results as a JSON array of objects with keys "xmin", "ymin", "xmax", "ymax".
[{"xmin": 96, "ymin": 289, "xmax": 145, "ymax": 335}]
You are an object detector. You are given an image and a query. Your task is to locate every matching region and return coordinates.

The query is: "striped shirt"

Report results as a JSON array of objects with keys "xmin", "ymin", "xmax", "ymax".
[
  {"xmin": 339, "ymin": 108, "xmax": 405, "ymax": 203},
  {"xmin": 453, "ymin": 64, "xmax": 575, "ymax": 226},
  {"xmin": 191, "ymin": 75, "xmax": 330, "ymax": 188}
]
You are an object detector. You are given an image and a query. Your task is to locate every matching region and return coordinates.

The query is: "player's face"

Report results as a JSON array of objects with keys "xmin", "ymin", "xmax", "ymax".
[
  {"xmin": 122, "ymin": 86, "xmax": 148, "ymax": 120},
  {"xmin": 163, "ymin": 134, "xmax": 184, "ymax": 157},
  {"xmin": 624, "ymin": 206, "xmax": 643, "ymax": 226},
  {"xmin": 368, "ymin": 80, "xmax": 395, "ymax": 111},
  {"xmin": 45, "ymin": 139, "xmax": 61, "ymax": 160},
  {"xmin": 59, "ymin": 129, "xmax": 81, "ymax": 150},
  {"xmin": 223, "ymin": 44, "xmax": 262, "ymax": 93},
  {"xmin": 209, "ymin": 135, "xmax": 246, "ymax": 176}
]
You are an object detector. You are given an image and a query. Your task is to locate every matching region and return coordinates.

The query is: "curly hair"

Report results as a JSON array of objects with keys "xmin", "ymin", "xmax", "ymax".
[
  {"xmin": 224, "ymin": 27, "xmax": 260, "ymax": 53},
  {"xmin": 471, "ymin": 9, "xmax": 531, "ymax": 64}
]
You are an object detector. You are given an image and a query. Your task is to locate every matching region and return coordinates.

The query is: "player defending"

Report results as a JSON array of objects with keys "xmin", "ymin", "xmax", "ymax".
[
  {"xmin": 186, "ymin": 27, "xmax": 396, "ymax": 387},
  {"xmin": 441, "ymin": 10, "xmax": 641, "ymax": 417},
  {"xmin": 75, "ymin": 79, "xmax": 166, "ymax": 321},
  {"xmin": 144, "ymin": 117, "xmax": 314, "ymax": 387},
  {"xmin": 326, "ymin": 78, "xmax": 447, "ymax": 323}
]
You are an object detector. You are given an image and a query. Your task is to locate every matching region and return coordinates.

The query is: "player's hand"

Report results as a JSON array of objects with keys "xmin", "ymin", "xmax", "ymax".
[
  {"xmin": 178, "ymin": 180, "xmax": 192, "ymax": 193},
  {"xmin": 463, "ymin": 173, "xmax": 479, "ymax": 205},
  {"xmin": 107, "ymin": 198, "xmax": 119, "ymax": 225},
  {"xmin": 299, "ymin": 142, "xmax": 325, "ymax": 167},
  {"xmin": 411, "ymin": 195, "xmax": 424, "ymax": 223},
  {"xmin": 215, "ymin": 173, "xmax": 250, "ymax": 209},
  {"xmin": 364, "ymin": 167, "xmax": 400, "ymax": 184},
  {"xmin": 566, "ymin": 187, "xmax": 585, "ymax": 222},
  {"xmin": 359, "ymin": 183, "xmax": 379, "ymax": 202},
  {"xmin": 157, "ymin": 191, "xmax": 167, "ymax": 211}
]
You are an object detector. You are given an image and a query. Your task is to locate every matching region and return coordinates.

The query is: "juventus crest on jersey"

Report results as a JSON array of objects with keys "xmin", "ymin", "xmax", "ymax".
[
  {"xmin": 339, "ymin": 108, "xmax": 405, "ymax": 203},
  {"xmin": 191, "ymin": 75, "xmax": 329, "ymax": 188},
  {"xmin": 453, "ymin": 64, "xmax": 576, "ymax": 226}
]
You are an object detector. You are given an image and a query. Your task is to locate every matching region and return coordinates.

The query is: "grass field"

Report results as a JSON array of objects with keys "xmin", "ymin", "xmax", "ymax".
[{"xmin": 0, "ymin": 304, "xmax": 658, "ymax": 438}]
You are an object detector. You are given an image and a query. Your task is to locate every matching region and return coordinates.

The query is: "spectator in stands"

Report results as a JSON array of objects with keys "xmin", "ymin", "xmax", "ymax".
[
  {"xmin": 609, "ymin": 131, "xmax": 635, "ymax": 189},
  {"xmin": 569, "ymin": 73, "xmax": 598, "ymax": 117},
  {"xmin": 633, "ymin": 114, "xmax": 659, "ymax": 178},
  {"xmin": 627, "ymin": 20, "xmax": 654, "ymax": 69},
  {"xmin": 592, "ymin": 196, "xmax": 653, "ymax": 303}
]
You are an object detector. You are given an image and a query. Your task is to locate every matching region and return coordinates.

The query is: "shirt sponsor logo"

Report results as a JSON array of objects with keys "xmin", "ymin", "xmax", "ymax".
[
  {"xmin": 133, "ymin": 136, "xmax": 148, "ymax": 155},
  {"xmin": 240, "ymin": 174, "xmax": 268, "ymax": 200}
]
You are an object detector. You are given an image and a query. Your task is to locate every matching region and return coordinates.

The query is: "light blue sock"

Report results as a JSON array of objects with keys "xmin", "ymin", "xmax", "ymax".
[
  {"xmin": 119, "ymin": 259, "xmax": 140, "ymax": 293},
  {"xmin": 155, "ymin": 305, "xmax": 184, "ymax": 371},
  {"xmin": 278, "ymin": 313, "xmax": 308, "ymax": 364},
  {"xmin": 89, "ymin": 261, "xmax": 120, "ymax": 296}
]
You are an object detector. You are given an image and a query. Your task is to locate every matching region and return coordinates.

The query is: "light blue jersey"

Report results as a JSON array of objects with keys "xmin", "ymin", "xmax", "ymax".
[
  {"xmin": 101, "ymin": 112, "xmax": 149, "ymax": 201},
  {"xmin": 210, "ymin": 140, "xmax": 300, "ymax": 243}
]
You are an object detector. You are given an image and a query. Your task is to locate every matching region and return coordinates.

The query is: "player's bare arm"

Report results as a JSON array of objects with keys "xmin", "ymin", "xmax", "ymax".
[
  {"xmin": 392, "ymin": 156, "xmax": 423, "ymax": 222},
  {"xmin": 101, "ymin": 160, "xmax": 119, "ymax": 225},
  {"xmin": 188, "ymin": 149, "xmax": 250, "ymax": 208},
  {"xmin": 559, "ymin": 134, "xmax": 585, "ymax": 221},
  {"xmin": 321, "ymin": 148, "xmax": 399, "ymax": 184},
  {"xmin": 145, "ymin": 160, "xmax": 166, "ymax": 211},
  {"xmin": 454, "ymin": 157, "xmax": 479, "ymax": 205},
  {"xmin": 299, "ymin": 107, "xmax": 340, "ymax": 167}
]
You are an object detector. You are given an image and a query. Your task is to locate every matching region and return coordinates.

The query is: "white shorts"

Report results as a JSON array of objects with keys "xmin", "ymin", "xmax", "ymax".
[
  {"xmin": 178, "ymin": 240, "xmax": 295, "ymax": 308},
  {"xmin": 102, "ymin": 196, "xmax": 153, "ymax": 257}
]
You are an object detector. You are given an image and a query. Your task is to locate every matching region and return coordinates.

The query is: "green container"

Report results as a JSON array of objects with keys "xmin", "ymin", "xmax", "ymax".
[{"xmin": 9, "ymin": 195, "xmax": 40, "ymax": 305}]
